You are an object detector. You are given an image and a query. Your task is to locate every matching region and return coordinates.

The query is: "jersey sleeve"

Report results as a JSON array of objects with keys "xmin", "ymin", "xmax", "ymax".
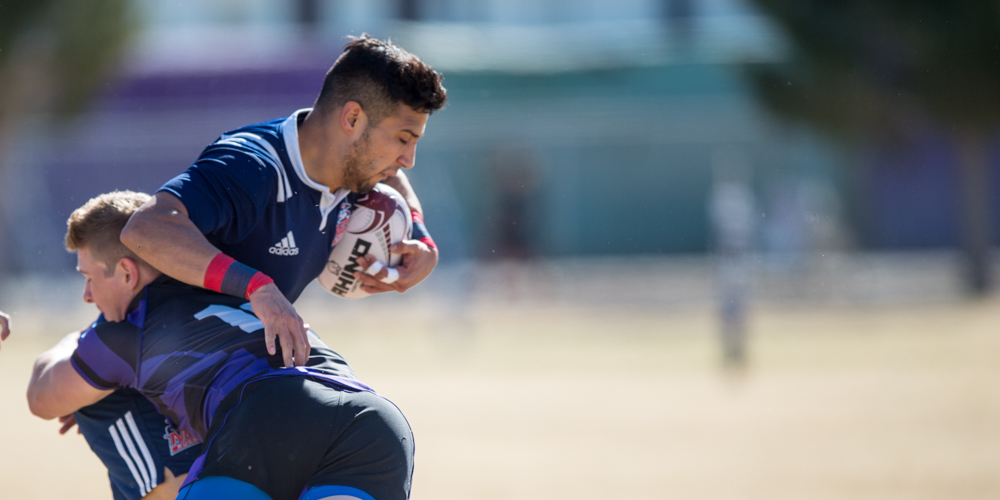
[
  {"xmin": 71, "ymin": 321, "xmax": 140, "ymax": 390},
  {"xmin": 158, "ymin": 141, "xmax": 278, "ymax": 245}
]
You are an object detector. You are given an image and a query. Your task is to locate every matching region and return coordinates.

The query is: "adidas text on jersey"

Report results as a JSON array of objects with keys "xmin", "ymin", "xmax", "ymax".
[{"xmin": 269, "ymin": 231, "xmax": 300, "ymax": 256}]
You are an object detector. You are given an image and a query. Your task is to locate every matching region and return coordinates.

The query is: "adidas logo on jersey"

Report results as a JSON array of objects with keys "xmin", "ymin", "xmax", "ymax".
[{"xmin": 269, "ymin": 231, "xmax": 300, "ymax": 256}]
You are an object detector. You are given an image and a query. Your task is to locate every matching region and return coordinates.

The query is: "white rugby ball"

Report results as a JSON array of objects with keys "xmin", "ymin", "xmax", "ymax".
[{"xmin": 318, "ymin": 184, "xmax": 412, "ymax": 299}]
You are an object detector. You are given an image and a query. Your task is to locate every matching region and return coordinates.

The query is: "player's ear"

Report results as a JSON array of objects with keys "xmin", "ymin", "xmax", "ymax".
[
  {"xmin": 340, "ymin": 101, "xmax": 367, "ymax": 138},
  {"xmin": 119, "ymin": 257, "xmax": 141, "ymax": 290}
]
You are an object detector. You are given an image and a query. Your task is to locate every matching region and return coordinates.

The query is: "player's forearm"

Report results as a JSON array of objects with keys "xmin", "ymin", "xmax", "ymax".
[
  {"xmin": 27, "ymin": 332, "xmax": 80, "ymax": 419},
  {"xmin": 384, "ymin": 171, "xmax": 423, "ymax": 216},
  {"xmin": 121, "ymin": 195, "xmax": 221, "ymax": 289}
]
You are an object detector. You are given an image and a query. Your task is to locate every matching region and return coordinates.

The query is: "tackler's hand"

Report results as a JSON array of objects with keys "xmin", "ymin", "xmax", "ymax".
[
  {"xmin": 58, "ymin": 414, "xmax": 80, "ymax": 435},
  {"xmin": 353, "ymin": 240, "xmax": 437, "ymax": 294},
  {"xmin": 0, "ymin": 310, "xmax": 10, "ymax": 350},
  {"xmin": 248, "ymin": 284, "xmax": 310, "ymax": 368}
]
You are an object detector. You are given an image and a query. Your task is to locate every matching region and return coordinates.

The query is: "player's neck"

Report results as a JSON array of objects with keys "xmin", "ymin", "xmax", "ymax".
[
  {"xmin": 126, "ymin": 270, "xmax": 160, "ymax": 305},
  {"xmin": 105, "ymin": 269, "xmax": 161, "ymax": 322},
  {"xmin": 298, "ymin": 110, "xmax": 348, "ymax": 192}
]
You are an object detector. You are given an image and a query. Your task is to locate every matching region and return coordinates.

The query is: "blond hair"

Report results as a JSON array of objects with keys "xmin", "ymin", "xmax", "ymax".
[{"xmin": 66, "ymin": 191, "xmax": 152, "ymax": 276}]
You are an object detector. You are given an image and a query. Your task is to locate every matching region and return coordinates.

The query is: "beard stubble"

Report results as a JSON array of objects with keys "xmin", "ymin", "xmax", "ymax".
[{"xmin": 342, "ymin": 128, "xmax": 381, "ymax": 193}]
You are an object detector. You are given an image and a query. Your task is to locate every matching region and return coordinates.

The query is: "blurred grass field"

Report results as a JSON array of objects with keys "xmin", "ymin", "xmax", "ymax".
[{"xmin": 2, "ymin": 296, "xmax": 999, "ymax": 499}]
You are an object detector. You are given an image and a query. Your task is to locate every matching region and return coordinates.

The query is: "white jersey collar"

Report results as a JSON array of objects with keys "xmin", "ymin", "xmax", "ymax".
[{"xmin": 282, "ymin": 108, "xmax": 350, "ymax": 231}]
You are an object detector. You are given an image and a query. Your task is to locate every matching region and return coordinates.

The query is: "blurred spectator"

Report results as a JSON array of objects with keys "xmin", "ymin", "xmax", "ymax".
[
  {"xmin": 709, "ymin": 151, "xmax": 754, "ymax": 367},
  {"xmin": 484, "ymin": 147, "xmax": 545, "ymax": 301},
  {"xmin": 487, "ymin": 147, "xmax": 543, "ymax": 262}
]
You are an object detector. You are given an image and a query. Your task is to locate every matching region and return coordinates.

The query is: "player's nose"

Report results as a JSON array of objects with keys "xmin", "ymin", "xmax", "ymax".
[
  {"xmin": 397, "ymin": 155, "xmax": 413, "ymax": 169},
  {"xmin": 398, "ymin": 144, "xmax": 416, "ymax": 169},
  {"xmin": 83, "ymin": 283, "xmax": 94, "ymax": 304}
]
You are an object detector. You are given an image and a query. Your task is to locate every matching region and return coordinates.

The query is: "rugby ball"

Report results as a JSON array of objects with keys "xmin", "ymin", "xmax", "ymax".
[{"xmin": 317, "ymin": 184, "xmax": 412, "ymax": 299}]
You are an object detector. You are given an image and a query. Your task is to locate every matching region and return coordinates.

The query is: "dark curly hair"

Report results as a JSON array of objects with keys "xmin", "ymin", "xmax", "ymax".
[{"xmin": 314, "ymin": 34, "xmax": 447, "ymax": 124}]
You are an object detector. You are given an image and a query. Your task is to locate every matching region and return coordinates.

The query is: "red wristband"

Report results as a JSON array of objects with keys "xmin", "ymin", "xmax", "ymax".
[
  {"xmin": 204, "ymin": 253, "xmax": 236, "ymax": 292},
  {"xmin": 410, "ymin": 209, "xmax": 425, "ymax": 225},
  {"xmin": 410, "ymin": 210, "xmax": 438, "ymax": 253},
  {"xmin": 419, "ymin": 236, "xmax": 437, "ymax": 253},
  {"xmin": 205, "ymin": 252, "xmax": 274, "ymax": 299},
  {"xmin": 245, "ymin": 272, "xmax": 275, "ymax": 300}
]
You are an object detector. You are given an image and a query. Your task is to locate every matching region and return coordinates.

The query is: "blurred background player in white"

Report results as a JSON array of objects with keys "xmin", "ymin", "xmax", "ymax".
[{"xmin": 709, "ymin": 151, "xmax": 755, "ymax": 368}]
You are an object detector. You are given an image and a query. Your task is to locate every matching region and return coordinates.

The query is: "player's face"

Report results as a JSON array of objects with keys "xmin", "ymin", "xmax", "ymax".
[
  {"xmin": 343, "ymin": 104, "xmax": 428, "ymax": 193},
  {"xmin": 77, "ymin": 248, "xmax": 133, "ymax": 322}
]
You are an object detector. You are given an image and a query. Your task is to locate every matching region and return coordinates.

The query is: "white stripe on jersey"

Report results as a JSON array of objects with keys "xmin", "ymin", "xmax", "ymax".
[
  {"xmin": 125, "ymin": 411, "xmax": 158, "ymax": 489},
  {"xmin": 215, "ymin": 132, "xmax": 294, "ymax": 202},
  {"xmin": 286, "ymin": 231, "xmax": 297, "ymax": 248},
  {"xmin": 109, "ymin": 423, "xmax": 149, "ymax": 496},
  {"xmin": 194, "ymin": 304, "xmax": 265, "ymax": 333},
  {"xmin": 116, "ymin": 418, "xmax": 153, "ymax": 493}
]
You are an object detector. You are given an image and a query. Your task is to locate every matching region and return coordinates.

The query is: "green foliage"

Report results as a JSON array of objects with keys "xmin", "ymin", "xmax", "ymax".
[
  {"xmin": 0, "ymin": 0, "xmax": 134, "ymax": 119},
  {"xmin": 748, "ymin": 0, "xmax": 1000, "ymax": 138},
  {"xmin": 0, "ymin": 1, "xmax": 56, "ymax": 65},
  {"xmin": 48, "ymin": 0, "xmax": 135, "ymax": 117}
]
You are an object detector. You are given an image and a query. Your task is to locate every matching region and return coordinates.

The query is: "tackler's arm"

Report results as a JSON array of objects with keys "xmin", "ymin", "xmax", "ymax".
[{"xmin": 27, "ymin": 331, "xmax": 112, "ymax": 420}]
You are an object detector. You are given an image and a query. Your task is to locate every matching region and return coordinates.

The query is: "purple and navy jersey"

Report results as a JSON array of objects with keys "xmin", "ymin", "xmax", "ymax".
[
  {"xmin": 159, "ymin": 109, "xmax": 360, "ymax": 302},
  {"xmin": 70, "ymin": 277, "xmax": 359, "ymax": 440}
]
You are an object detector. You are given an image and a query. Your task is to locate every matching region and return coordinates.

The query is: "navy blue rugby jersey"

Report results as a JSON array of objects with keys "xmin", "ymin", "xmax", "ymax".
[
  {"xmin": 70, "ymin": 277, "xmax": 364, "ymax": 440},
  {"xmin": 159, "ymin": 109, "xmax": 360, "ymax": 302}
]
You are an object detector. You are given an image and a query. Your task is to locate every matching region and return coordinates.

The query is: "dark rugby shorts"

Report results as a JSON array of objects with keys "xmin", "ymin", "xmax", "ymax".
[{"xmin": 183, "ymin": 376, "xmax": 414, "ymax": 500}]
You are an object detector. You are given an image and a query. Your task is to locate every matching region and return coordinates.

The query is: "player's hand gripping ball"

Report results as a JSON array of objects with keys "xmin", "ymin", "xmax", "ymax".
[{"xmin": 318, "ymin": 184, "xmax": 413, "ymax": 299}]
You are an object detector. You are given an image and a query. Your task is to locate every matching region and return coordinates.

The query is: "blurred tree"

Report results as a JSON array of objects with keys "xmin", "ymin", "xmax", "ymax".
[
  {"xmin": 0, "ymin": 0, "xmax": 133, "ymax": 277},
  {"xmin": 747, "ymin": 0, "xmax": 1000, "ymax": 295}
]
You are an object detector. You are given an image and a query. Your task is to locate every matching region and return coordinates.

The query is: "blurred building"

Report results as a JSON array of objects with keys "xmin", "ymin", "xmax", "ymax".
[{"xmin": 5, "ymin": 0, "xmax": 994, "ymax": 279}]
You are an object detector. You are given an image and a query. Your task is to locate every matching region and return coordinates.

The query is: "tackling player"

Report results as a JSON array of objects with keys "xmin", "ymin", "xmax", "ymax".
[
  {"xmin": 49, "ymin": 192, "xmax": 202, "ymax": 500},
  {"xmin": 121, "ymin": 34, "xmax": 446, "ymax": 368},
  {"xmin": 29, "ymin": 191, "xmax": 413, "ymax": 500}
]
